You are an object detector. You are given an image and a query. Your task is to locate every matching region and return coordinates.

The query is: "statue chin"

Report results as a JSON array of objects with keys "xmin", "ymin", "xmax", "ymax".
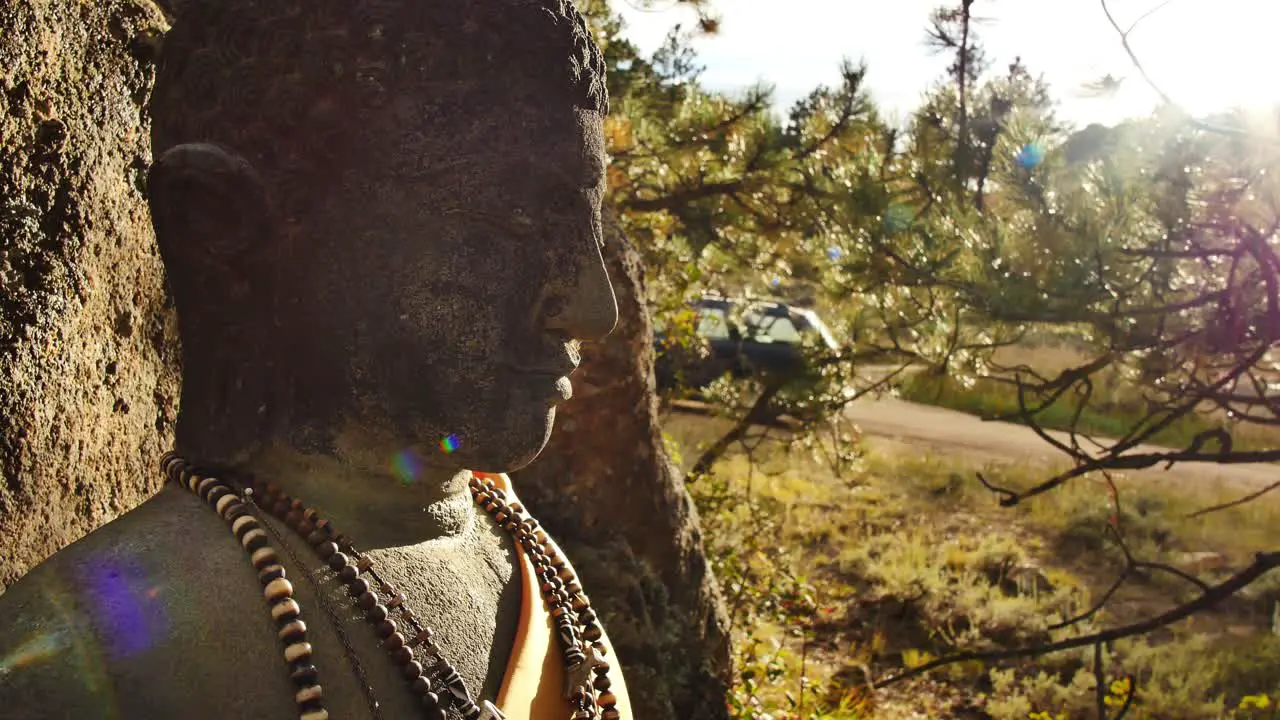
[
  {"xmin": 445, "ymin": 404, "xmax": 557, "ymax": 476},
  {"xmin": 496, "ymin": 404, "xmax": 557, "ymax": 474}
]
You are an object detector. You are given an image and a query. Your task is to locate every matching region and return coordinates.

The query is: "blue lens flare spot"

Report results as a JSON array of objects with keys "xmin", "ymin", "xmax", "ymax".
[
  {"xmin": 826, "ymin": 246, "xmax": 844, "ymax": 261},
  {"xmin": 78, "ymin": 556, "xmax": 168, "ymax": 661},
  {"xmin": 1015, "ymin": 141, "xmax": 1046, "ymax": 169}
]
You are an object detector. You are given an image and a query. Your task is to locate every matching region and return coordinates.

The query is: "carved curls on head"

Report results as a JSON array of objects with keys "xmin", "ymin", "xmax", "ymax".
[{"xmin": 150, "ymin": 0, "xmax": 609, "ymax": 224}]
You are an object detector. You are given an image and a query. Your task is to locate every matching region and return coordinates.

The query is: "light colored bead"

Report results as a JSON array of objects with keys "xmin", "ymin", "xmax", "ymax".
[
  {"xmin": 232, "ymin": 515, "xmax": 256, "ymax": 537},
  {"xmin": 295, "ymin": 684, "xmax": 323, "ymax": 704},
  {"xmin": 265, "ymin": 578, "xmax": 294, "ymax": 602},
  {"xmin": 300, "ymin": 709, "xmax": 329, "ymax": 720},
  {"xmin": 251, "ymin": 547, "xmax": 278, "ymax": 568},
  {"xmin": 215, "ymin": 493, "xmax": 238, "ymax": 516},
  {"xmin": 196, "ymin": 476, "xmax": 220, "ymax": 498},
  {"xmin": 272, "ymin": 599, "xmax": 301, "ymax": 622},
  {"xmin": 278, "ymin": 620, "xmax": 307, "ymax": 641},
  {"xmin": 283, "ymin": 642, "xmax": 312, "ymax": 663},
  {"xmin": 241, "ymin": 528, "xmax": 267, "ymax": 549}
]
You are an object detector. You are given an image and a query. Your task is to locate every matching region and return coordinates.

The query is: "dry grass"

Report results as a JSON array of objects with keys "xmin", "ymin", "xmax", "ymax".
[{"xmin": 663, "ymin": 409, "xmax": 1280, "ymax": 719}]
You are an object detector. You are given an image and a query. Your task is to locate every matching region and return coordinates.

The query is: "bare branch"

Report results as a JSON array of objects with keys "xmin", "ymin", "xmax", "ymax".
[
  {"xmin": 1187, "ymin": 478, "xmax": 1280, "ymax": 518},
  {"xmin": 874, "ymin": 551, "xmax": 1280, "ymax": 688}
]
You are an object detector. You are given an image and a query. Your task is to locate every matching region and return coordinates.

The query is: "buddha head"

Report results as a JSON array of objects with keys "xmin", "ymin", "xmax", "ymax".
[{"xmin": 147, "ymin": 0, "xmax": 617, "ymax": 477}]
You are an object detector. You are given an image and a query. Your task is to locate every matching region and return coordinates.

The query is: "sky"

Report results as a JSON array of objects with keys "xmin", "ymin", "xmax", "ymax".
[{"xmin": 612, "ymin": 0, "xmax": 1280, "ymax": 129}]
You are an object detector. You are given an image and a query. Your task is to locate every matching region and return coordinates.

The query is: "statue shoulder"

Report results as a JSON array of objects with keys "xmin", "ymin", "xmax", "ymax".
[{"xmin": 0, "ymin": 484, "xmax": 289, "ymax": 719}]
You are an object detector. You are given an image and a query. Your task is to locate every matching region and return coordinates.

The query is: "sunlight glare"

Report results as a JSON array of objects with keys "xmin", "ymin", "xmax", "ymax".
[{"xmin": 1121, "ymin": 0, "xmax": 1280, "ymax": 117}]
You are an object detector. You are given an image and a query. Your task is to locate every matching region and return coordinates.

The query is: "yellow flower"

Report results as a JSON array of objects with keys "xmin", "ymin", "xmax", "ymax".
[{"xmin": 1238, "ymin": 693, "xmax": 1272, "ymax": 710}]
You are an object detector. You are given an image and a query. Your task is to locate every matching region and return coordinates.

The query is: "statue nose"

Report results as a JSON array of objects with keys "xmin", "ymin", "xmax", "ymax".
[{"xmin": 540, "ymin": 250, "xmax": 618, "ymax": 343}]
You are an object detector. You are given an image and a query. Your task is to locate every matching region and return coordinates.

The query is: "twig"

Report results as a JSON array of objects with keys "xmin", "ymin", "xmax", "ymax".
[
  {"xmin": 988, "ymin": 441, "xmax": 1280, "ymax": 508},
  {"xmin": 1049, "ymin": 568, "xmax": 1128, "ymax": 631},
  {"xmin": 1099, "ymin": 0, "xmax": 1278, "ymax": 142},
  {"xmin": 1132, "ymin": 561, "xmax": 1211, "ymax": 593},
  {"xmin": 873, "ymin": 550, "xmax": 1280, "ymax": 688},
  {"xmin": 1112, "ymin": 678, "xmax": 1137, "ymax": 720},
  {"xmin": 1187, "ymin": 478, "xmax": 1280, "ymax": 518}
]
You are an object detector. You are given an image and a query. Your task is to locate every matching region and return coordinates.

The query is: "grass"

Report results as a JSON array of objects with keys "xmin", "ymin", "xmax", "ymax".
[{"xmin": 662, "ymin": 410, "xmax": 1280, "ymax": 719}]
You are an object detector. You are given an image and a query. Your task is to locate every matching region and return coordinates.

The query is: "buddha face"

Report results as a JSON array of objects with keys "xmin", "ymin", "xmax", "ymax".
[{"xmin": 281, "ymin": 100, "xmax": 618, "ymax": 475}]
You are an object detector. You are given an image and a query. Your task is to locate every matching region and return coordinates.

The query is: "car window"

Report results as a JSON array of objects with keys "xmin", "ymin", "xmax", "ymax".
[
  {"xmin": 743, "ymin": 309, "xmax": 804, "ymax": 344},
  {"xmin": 696, "ymin": 307, "xmax": 732, "ymax": 340}
]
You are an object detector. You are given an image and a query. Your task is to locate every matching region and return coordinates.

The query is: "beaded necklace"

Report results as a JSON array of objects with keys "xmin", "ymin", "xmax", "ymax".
[{"xmin": 161, "ymin": 453, "xmax": 618, "ymax": 720}]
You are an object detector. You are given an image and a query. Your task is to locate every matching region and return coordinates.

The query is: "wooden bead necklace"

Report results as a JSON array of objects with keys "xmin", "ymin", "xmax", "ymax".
[{"xmin": 162, "ymin": 452, "xmax": 619, "ymax": 720}]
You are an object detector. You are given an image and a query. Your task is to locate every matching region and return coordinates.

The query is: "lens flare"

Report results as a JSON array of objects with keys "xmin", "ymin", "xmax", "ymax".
[
  {"xmin": 882, "ymin": 204, "xmax": 914, "ymax": 233},
  {"xmin": 826, "ymin": 246, "xmax": 844, "ymax": 261},
  {"xmin": 439, "ymin": 433, "xmax": 461, "ymax": 454},
  {"xmin": 1015, "ymin": 141, "xmax": 1045, "ymax": 169},
  {"xmin": 0, "ymin": 551, "xmax": 172, "ymax": 715},
  {"xmin": 390, "ymin": 448, "xmax": 422, "ymax": 485},
  {"xmin": 78, "ymin": 557, "xmax": 168, "ymax": 660},
  {"xmin": 0, "ymin": 629, "xmax": 69, "ymax": 677}
]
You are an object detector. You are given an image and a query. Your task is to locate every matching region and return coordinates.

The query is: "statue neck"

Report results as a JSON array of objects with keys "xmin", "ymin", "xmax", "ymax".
[{"xmin": 238, "ymin": 435, "xmax": 477, "ymax": 550}]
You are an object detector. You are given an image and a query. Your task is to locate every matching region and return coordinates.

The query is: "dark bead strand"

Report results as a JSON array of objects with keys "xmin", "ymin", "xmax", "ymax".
[
  {"xmin": 471, "ymin": 475, "xmax": 616, "ymax": 719},
  {"xmin": 161, "ymin": 454, "xmax": 329, "ymax": 720},
  {"xmin": 260, "ymin": 481, "xmax": 472, "ymax": 720}
]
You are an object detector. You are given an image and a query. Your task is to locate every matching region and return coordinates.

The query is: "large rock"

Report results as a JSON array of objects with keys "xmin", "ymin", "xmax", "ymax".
[
  {"xmin": 513, "ymin": 209, "xmax": 732, "ymax": 720},
  {"xmin": 0, "ymin": 0, "xmax": 179, "ymax": 588}
]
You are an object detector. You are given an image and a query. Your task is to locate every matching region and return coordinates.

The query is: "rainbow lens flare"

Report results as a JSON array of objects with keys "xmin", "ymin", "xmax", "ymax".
[
  {"xmin": 0, "ymin": 629, "xmax": 69, "ymax": 678},
  {"xmin": 439, "ymin": 434, "xmax": 460, "ymax": 454},
  {"xmin": 390, "ymin": 448, "xmax": 422, "ymax": 485}
]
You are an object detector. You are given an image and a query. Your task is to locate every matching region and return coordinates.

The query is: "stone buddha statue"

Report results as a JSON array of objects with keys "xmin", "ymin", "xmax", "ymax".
[{"xmin": 0, "ymin": 1, "xmax": 631, "ymax": 718}]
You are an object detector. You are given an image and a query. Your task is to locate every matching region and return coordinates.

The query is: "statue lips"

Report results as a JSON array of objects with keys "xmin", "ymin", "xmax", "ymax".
[{"xmin": 507, "ymin": 361, "xmax": 577, "ymax": 403}]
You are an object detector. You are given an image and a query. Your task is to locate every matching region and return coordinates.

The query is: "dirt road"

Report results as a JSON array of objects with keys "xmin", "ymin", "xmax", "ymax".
[{"xmin": 844, "ymin": 392, "xmax": 1279, "ymax": 493}]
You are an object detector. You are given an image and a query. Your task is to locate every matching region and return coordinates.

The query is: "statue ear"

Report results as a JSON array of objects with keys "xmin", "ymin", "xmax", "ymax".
[{"xmin": 147, "ymin": 143, "xmax": 274, "ymax": 298}]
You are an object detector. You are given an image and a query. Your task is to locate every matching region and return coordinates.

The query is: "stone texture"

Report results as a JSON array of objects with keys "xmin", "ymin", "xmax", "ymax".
[
  {"xmin": 0, "ymin": 4, "xmax": 732, "ymax": 716},
  {"xmin": 513, "ymin": 208, "xmax": 733, "ymax": 720},
  {"xmin": 0, "ymin": 0, "xmax": 179, "ymax": 588}
]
